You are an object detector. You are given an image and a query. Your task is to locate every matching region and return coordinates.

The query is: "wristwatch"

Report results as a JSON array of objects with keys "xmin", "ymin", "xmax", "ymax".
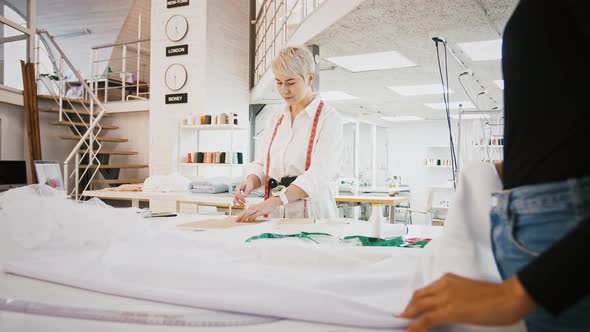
[{"xmin": 271, "ymin": 185, "xmax": 288, "ymax": 205}]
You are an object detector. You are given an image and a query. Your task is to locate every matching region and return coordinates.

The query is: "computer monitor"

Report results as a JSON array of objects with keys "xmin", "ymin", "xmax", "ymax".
[
  {"xmin": 34, "ymin": 160, "xmax": 65, "ymax": 191},
  {"xmin": 0, "ymin": 160, "xmax": 27, "ymax": 191}
]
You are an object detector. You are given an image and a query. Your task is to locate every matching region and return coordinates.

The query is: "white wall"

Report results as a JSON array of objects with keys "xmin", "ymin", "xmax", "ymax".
[
  {"xmin": 149, "ymin": 0, "xmax": 250, "ymax": 178},
  {"xmin": 200, "ymin": 0, "xmax": 250, "ymax": 179},
  {"xmin": 149, "ymin": 0, "xmax": 207, "ymax": 175},
  {"xmin": 385, "ymin": 121, "xmax": 454, "ymax": 221},
  {"xmin": 107, "ymin": 111, "xmax": 150, "ymax": 180},
  {"xmin": 347, "ymin": 123, "xmax": 388, "ymax": 187},
  {"xmin": 1, "ymin": 5, "xmax": 27, "ymax": 90},
  {"xmin": 0, "ymin": 102, "xmax": 25, "ymax": 160}
]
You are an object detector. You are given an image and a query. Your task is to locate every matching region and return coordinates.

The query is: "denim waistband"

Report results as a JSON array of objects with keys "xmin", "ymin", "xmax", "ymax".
[{"xmin": 491, "ymin": 176, "xmax": 590, "ymax": 218}]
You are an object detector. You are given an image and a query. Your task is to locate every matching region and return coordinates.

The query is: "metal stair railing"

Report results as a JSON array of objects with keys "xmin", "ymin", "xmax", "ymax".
[
  {"xmin": 253, "ymin": 0, "xmax": 327, "ymax": 86},
  {"xmin": 35, "ymin": 30, "xmax": 108, "ymax": 200},
  {"xmin": 90, "ymin": 14, "xmax": 150, "ymax": 102}
]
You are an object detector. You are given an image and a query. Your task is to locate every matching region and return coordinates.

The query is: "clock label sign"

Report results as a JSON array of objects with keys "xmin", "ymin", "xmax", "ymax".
[
  {"xmin": 166, "ymin": 44, "xmax": 189, "ymax": 56},
  {"xmin": 165, "ymin": 93, "xmax": 188, "ymax": 104},
  {"xmin": 167, "ymin": 0, "xmax": 189, "ymax": 8}
]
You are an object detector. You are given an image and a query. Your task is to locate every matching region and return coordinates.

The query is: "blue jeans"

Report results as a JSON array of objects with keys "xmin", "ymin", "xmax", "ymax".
[{"xmin": 490, "ymin": 176, "xmax": 590, "ymax": 332}]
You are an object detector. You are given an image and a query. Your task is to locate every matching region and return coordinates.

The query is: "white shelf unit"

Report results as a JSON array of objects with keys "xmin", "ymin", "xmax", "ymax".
[
  {"xmin": 178, "ymin": 124, "xmax": 246, "ymax": 177},
  {"xmin": 425, "ymin": 165, "xmax": 452, "ymax": 168},
  {"xmin": 180, "ymin": 163, "xmax": 243, "ymax": 167},
  {"xmin": 424, "ymin": 144, "xmax": 454, "ymax": 222},
  {"xmin": 180, "ymin": 124, "xmax": 247, "ymax": 131},
  {"xmin": 472, "ymin": 141, "xmax": 504, "ymax": 164}
]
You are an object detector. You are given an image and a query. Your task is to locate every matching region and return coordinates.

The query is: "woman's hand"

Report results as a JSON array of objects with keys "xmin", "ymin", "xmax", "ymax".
[
  {"xmin": 233, "ymin": 182, "xmax": 253, "ymax": 207},
  {"xmin": 399, "ymin": 274, "xmax": 537, "ymax": 332},
  {"xmin": 235, "ymin": 197, "xmax": 282, "ymax": 222}
]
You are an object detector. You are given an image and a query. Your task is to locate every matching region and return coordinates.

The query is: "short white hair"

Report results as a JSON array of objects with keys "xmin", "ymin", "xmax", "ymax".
[{"xmin": 272, "ymin": 46, "xmax": 315, "ymax": 80}]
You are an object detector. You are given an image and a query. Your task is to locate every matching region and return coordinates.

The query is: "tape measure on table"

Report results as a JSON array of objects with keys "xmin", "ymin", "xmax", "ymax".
[{"xmin": 0, "ymin": 297, "xmax": 281, "ymax": 327}]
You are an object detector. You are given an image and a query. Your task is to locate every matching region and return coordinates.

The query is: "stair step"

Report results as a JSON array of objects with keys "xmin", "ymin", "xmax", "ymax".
[
  {"xmin": 60, "ymin": 135, "xmax": 128, "ymax": 142},
  {"xmin": 79, "ymin": 150, "xmax": 138, "ymax": 155},
  {"xmin": 40, "ymin": 107, "xmax": 110, "ymax": 117},
  {"xmin": 38, "ymin": 95, "xmax": 91, "ymax": 105},
  {"xmin": 79, "ymin": 164, "xmax": 148, "ymax": 169},
  {"xmin": 50, "ymin": 121, "xmax": 118, "ymax": 130},
  {"xmin": 91, "ymin": 178, "xmax": 145, "ymax": 185}
]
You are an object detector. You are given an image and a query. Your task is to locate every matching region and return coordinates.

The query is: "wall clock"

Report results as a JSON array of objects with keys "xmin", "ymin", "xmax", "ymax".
[
  {"xmin": 166, "ymin": 15, "xmax": 188, "ymax": 42},
  {"xmin": 165, "ymin": 63, "xmax": 187, "ymax": 91}
]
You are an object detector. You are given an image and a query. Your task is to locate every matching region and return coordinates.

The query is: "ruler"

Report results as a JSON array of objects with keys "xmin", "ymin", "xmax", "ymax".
[{"xmin": 0, "ymin": 297, "xmax": 281, "ymax": 327}]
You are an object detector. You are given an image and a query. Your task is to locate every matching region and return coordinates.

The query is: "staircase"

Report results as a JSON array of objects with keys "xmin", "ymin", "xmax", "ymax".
[{"xmin": 35, "ymin": 31, "xmax": 147, "ymax": 198}]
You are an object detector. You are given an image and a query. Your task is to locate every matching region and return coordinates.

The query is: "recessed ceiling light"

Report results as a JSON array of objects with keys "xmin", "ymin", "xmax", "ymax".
[
  {"xmin": 387, "ymin": 84, "xmax": 453, "ymax": 96},
  {"xmin": 325, "ymin": 51, "xmax": 417, "ymax": 72},
  {"xmin": 457, "ymin": 39, "xmax": 502, "ymax": 61},
  {"xmin": 320, "ymin": 91, "xmax": 358, "ymax": 101},
  {"xmin": 425, "ymin": 101, "xmax": 476, "ymax": 110},
  {"xmin": 382, "ymin": 115, "xmax": 424, "ymax": 122},
  {"xmin": 493, "ymin": 80, "xmax": 504, "ymax": 90}
]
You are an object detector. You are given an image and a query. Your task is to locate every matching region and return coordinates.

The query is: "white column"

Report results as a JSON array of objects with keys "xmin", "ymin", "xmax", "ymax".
[
  {"xmin": 371, "ymin": 124, "xmax": 377, "ymax": 188},
  {"xmin": 354, "ymin": 121, "xmax": 360, "ymax": 180}
]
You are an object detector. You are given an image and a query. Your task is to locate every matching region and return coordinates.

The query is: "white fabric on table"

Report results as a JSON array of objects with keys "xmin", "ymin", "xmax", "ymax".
[
  {"xmin": 143, "ymin": 173, "xmax": 189, "ymax": 193},
  {"xmin": 0, "ymin": 163, "xmax": 524, "ymax": 331}
]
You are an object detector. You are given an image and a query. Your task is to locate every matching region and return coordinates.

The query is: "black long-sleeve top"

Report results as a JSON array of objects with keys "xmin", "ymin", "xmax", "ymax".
[{"xmin": 502, "ymin": 0, "xmax": 590, "ymax": 315}]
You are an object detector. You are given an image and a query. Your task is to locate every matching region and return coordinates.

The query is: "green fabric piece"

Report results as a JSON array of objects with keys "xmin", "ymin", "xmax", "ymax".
[
  {"xmin": 342, "ymin": 235, "xmax": 404, "ymax": 247},
  {"xmin": 245, "ymin": 232, "xmax": 427, "ymax": 248},
  {"xmin": 400, "ymin": 240, "xmax": 430, "ymax": 248},
  {"xmin": 246, "ymin": 232, "xmax": 332, "ymax": 244}
]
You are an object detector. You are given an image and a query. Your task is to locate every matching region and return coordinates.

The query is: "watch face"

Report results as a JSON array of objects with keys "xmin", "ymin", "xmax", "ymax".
[
  {"xmin": 271, "ymin": 185, "xmax": 286, "ymax": 196},
  {"xmin": 165, "ymin": 63, "xmax": 187, "ymax": 91},
  {"xmin": 166, "ymin": 15, "xmax": 188, "ymax": 42}
]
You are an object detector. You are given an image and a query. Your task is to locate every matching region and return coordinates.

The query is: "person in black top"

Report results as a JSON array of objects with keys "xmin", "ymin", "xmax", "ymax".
[{"xmin": 400, "ymin": 0, "xmax": 590, "ymax": 331}]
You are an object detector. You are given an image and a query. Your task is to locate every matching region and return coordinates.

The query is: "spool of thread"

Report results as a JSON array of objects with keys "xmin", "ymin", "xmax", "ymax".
[
  {"xmin": 370, "ymin": 204, "xmax": 383, "ymax": 238},
  {"xmin": 219, "ymin": 113, "xmax": 228, "ymax": 125},
  {"xmin": 186, "ymin": 153, "xmax": 192, "ymax": 163},
  {"xmin": 204, "ymin": 115, "xmax": 212, "ymax": 125}
]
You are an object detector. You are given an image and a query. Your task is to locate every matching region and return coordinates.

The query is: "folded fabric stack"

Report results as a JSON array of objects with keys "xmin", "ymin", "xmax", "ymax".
[{"xmin": 188, "ymin": 177, "xmax": 231, "ymax": 194}]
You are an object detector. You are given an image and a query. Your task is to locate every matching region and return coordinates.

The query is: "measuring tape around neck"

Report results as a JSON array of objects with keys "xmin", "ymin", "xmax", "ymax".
[
  {"xmin": 0, "ymin": 297, "xmax": 281, "ymax": 327},
  {"xmin": 264, "ymin": 100, "xmax": 325, "ymax": 201}
]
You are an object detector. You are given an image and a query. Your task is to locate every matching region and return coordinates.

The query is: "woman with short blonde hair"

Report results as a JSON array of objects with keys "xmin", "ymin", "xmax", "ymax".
[{"xmin": 234, "ymin": 46, "xmax": 343, "ymax": 221}]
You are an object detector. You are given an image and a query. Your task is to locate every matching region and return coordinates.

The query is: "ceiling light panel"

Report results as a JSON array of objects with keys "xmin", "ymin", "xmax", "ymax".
[
  {"xmin": 320, "ymin": 91, "xmax": 359, "ymax": 101},
  {"xmin": 457, "ymin": 39, "xmax": 502, "ymax": 61},
  {"xmin": 325, "ymin": 51, "xmax": 417, "ymax": 72}
]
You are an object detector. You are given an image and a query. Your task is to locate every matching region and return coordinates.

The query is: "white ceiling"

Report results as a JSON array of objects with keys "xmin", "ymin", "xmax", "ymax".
[{"xmin": 308, "ymin": 0, "xmax": 518, "ymax": 121}]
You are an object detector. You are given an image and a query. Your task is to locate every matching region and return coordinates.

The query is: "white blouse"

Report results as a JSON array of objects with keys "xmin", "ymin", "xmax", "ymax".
[{"xmin": 245, "ymin": 95, "xmax": 343, "ymax": 218}]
